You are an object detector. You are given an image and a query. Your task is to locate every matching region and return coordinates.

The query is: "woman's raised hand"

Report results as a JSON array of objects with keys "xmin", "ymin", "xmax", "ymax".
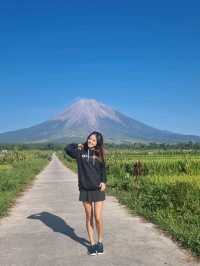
[{"xmin": 78, "ymin": 143, "xmax": 84, "ymax": 150}]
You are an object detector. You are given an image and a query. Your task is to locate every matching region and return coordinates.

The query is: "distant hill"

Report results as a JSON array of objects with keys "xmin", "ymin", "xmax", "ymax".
[{"xmin": 0, "ymin": 98, "xmax": 200, "ymax": 144}]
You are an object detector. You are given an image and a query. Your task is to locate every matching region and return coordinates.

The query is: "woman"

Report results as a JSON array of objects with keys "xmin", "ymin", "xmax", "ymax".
[{"xmin": 64, "ymin": 131, "xmax": 107, "ymax": 256}]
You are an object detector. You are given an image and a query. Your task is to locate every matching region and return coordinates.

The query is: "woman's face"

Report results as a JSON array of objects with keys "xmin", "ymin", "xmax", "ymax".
[{"xmin": 87, "ymin": 134, "xmax": 97, "ymax": 149}]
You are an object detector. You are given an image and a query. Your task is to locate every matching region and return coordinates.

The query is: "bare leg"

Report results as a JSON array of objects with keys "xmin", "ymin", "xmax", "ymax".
[
  {"xmin": 94, "ymin": 201, "xmax": 104, "ymax": 242},
  {"xmin": 82, "ymin": 201, "xmax": 96, "ymax": 245}
]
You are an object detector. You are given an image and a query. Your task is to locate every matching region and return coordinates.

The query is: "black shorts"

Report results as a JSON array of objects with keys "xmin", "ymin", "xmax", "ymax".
[{"xmin": 79, "ymin": 189, "xmax": 105, "ymax": 202}]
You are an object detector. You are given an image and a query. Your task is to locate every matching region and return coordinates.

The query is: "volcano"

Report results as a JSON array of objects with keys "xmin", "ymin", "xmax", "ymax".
[{"xmin": 0, "ymin": 98, "xmax": 199, "ymax": 144}]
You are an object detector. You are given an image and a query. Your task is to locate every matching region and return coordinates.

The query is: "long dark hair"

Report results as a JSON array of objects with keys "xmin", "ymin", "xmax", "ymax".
[{"xmin": 82, "ymin": 131, "xmax": 107, "ymax": 163}]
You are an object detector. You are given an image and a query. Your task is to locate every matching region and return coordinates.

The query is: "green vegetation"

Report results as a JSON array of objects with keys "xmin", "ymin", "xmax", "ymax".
[
  {"xmin": 60, "ymin": 147, "xmax": 200, "ymax": 257},
  {"xmin": 0, "ymin": 149, "xmax": 52, "ymax": 217}
]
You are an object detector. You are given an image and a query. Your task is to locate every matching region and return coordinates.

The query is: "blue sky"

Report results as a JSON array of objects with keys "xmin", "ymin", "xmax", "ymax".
[{"xmin": 0, "ymin": 0, "xmax": 200, "ymax": 135}]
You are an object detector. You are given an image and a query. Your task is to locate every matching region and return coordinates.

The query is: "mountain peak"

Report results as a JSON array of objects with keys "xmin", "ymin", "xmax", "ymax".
[
  {"xmin": 53, "ymin": 98, "xmax": 122, "ymax": 127},
  {"xmin": 1, "ymin": 97, "xmax": 200, "ymax": 144}
]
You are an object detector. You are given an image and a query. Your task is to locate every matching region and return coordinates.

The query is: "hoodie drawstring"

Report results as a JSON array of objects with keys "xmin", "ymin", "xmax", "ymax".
[
  {"xmin": 87, "ymin": 148, "xmax": 95, "ymax": 166},
  {"xmin": 93, "ymin": 150, "xmax": 95, "ymax": 165}
]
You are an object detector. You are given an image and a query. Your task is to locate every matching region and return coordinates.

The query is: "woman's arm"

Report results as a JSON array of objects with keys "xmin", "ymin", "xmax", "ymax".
[
  {"xmin": 99, "ymin": 161, "xmax": 107, "ymax": 191},
  {"xmin": 64, "ymin": 143, "xmax": 79, "ymax": 159},
  {"xmin": 100, "ymin": 161, "xmax": 107, "ymax": 183}
]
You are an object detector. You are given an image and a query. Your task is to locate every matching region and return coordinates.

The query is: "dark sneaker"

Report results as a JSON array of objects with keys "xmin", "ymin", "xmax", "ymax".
[
  {"xmin": 87, "ymin": 244, "xmax": 97, "ymax": 256},
  {"xmin": 96, "ymin": 241, "xmax": 104, "ymax": 254}
]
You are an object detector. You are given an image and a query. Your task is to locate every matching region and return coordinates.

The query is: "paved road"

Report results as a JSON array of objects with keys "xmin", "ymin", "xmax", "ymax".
[{"xmin": 0, "ymin": 154, "xmax": 199, "ymax": 266}]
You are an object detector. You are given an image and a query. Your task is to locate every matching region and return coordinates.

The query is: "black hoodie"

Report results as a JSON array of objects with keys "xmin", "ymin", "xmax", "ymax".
[{"xmin": 64, "ymin": 143, "xmax": 107, "ymax": 191}]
